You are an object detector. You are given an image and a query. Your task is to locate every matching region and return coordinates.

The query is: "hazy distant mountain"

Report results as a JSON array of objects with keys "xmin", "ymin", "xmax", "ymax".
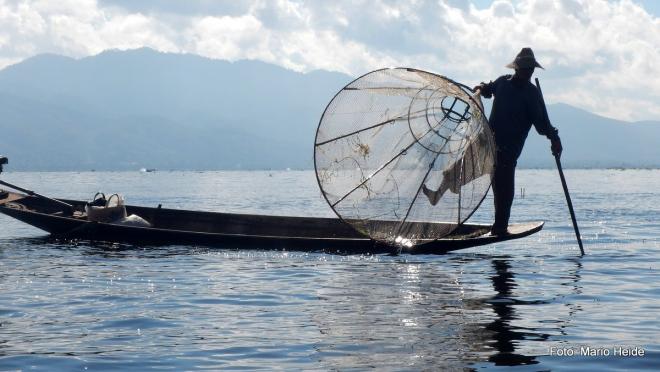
[
  {"xmin": 0, "ymin": 48, "xmax": 349, "ymax": 170},
  {"xmin": 520, "ymin": 103, "xmax": 660, "ymax": 168},
  {"xmin": 0, "ymin": 48, "xmax": 658, "ymax": 170}
]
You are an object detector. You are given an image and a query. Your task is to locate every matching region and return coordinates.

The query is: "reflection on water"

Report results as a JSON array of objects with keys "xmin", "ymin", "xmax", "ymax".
[
  {"xmin": 311, "ymin": 255, "xmax": 567, "ymax": 369},
  {"xmin": 0, "ymin": 170, "xmax": 659, "ymax": 370},
  {"xmin": 0, "ymin": 242, "xmax": 591, "ymax": 370},
  {"xmin": 487, "ymin": 259, "xmax": 547, "ymax": 366}
]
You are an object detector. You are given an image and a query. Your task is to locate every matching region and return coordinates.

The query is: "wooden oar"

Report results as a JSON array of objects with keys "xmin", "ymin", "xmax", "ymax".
[
  {"xmin": 0, "ymin": 179, "xmax": 74, "ymax": 214},
  {"xmin": 535, "ymin": 78, "xmax": 585, "ymax": 255}
]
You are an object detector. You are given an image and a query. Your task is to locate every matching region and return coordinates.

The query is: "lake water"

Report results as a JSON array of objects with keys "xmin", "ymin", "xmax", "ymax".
[{"xmin": 0, "ymin": 169, "xmax": 658, "ymax": 371}]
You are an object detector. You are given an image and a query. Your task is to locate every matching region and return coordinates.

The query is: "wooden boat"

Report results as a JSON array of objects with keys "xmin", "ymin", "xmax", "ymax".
[{"xmin": 0, "ymin": 188, "xmax": 543, "ymax": 254}]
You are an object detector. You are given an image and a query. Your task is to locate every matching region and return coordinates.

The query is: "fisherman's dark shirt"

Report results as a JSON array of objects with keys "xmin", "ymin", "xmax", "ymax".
[{"xmin": 480, "ymin": 75, "xmax": 556, "ymax": 161}]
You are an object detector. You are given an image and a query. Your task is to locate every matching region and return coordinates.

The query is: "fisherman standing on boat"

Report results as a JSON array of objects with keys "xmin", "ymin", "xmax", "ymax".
[
  {"xmin": 478, "ymin": 48, "xmax": 562, "ymax": 235},
  {"xmin": 422, "ymin": 48, "xmax": 562, "ymax": 235}
]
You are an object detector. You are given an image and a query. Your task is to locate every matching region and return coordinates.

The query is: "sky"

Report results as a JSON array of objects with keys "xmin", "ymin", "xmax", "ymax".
[{"xmin": 0, "ymin": 0, "xmax": 658, "ymax": 122}]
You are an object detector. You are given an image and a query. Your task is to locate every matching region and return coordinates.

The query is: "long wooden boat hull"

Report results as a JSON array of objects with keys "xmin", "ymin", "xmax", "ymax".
[{"xmin": 0, "ymin": 190, "xmax": 543, "ymax": 254}]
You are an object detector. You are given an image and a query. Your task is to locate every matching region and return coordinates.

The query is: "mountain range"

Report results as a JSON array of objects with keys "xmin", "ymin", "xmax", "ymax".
[{"xmin": 0, "ymin": 48, "xmax": 658, "ymax": 170}]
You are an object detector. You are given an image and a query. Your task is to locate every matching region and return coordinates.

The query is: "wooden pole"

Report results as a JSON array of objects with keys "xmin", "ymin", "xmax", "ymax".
[
  {"xmin": 535, "ymin": 78, "xmax": 585, "ymax": 255},
  {"xmin": 0, "ymin": 179, "xmax": 74, "ymax": 213}
]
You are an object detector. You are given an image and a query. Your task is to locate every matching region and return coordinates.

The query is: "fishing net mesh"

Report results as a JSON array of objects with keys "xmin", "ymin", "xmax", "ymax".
[{"xmin": 314, "ymin": 68, "xmax": 495, "ymax": 245}]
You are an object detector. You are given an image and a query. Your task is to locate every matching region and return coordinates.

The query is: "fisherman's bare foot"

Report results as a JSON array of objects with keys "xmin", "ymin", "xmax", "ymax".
[{"xmin": 422, "ymin": 184, "xmax": 440, "ymax": 206}]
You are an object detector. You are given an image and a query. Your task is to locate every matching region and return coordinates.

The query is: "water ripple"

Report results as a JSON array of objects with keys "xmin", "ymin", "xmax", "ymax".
[{"xmin": 0, "ymin": 170, "xmax": 658, "ymax": 370}]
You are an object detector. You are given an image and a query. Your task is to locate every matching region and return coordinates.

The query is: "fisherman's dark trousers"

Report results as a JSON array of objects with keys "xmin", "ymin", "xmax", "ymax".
[{"xmin": 491, "ymin": 153, "xmax": 516, "ymax": 231}]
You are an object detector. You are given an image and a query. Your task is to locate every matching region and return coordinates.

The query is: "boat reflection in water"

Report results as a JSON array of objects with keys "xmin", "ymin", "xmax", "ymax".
[
  {"xmin": 0, "ymin": 232, "xmax": 585, "ymax": 370},
  {"xmin": 311, "ymin": 254, "xmax": 582, "ymax": 369}
]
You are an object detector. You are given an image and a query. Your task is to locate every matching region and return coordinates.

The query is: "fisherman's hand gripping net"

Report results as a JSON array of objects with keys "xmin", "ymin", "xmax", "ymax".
[{"xmin": 314, "ymin": 68, "xmax": 495, "ymax": 246}]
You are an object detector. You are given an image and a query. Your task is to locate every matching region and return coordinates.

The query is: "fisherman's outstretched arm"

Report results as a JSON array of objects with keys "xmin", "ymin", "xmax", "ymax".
[
  {"xmin": 473, "ymin": 75, "xmax": 510, "ymax": 99},
  {"xmin": 472, "ymin": 80, "xmax": 495, "ymax": 98}
]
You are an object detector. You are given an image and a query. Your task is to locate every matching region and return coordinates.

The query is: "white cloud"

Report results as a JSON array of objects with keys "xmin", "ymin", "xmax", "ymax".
[
  {"xmin": 0, "ymin": 0, "xmax": 658, "ymax": 121},
  {"xmin": 0, "ymin": 0, "xmax": 178, "ymax": 59},
  {"xmin": 186, "ymin": 15, "xmax": 267, "ymax": 61},
  {"xmin": 412, "ymin": 0, "xmax": 660, "ymax": 121}
]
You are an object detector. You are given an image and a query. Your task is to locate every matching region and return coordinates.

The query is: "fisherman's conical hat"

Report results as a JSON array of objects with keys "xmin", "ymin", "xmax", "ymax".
[{"xmin": 506, "ymin": 47, "xmax": 544, "ymax": 69}]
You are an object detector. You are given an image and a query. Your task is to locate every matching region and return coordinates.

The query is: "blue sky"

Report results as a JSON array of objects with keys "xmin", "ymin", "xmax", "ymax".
[{"xmin": 0, "ymin": 0, "xmax": 658, "ymax": 122}]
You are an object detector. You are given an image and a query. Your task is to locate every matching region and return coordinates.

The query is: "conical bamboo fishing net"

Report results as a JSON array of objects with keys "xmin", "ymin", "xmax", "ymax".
[{"xmin": 314, "ymin": 68, "xmax": 495, "ymax": 246}]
